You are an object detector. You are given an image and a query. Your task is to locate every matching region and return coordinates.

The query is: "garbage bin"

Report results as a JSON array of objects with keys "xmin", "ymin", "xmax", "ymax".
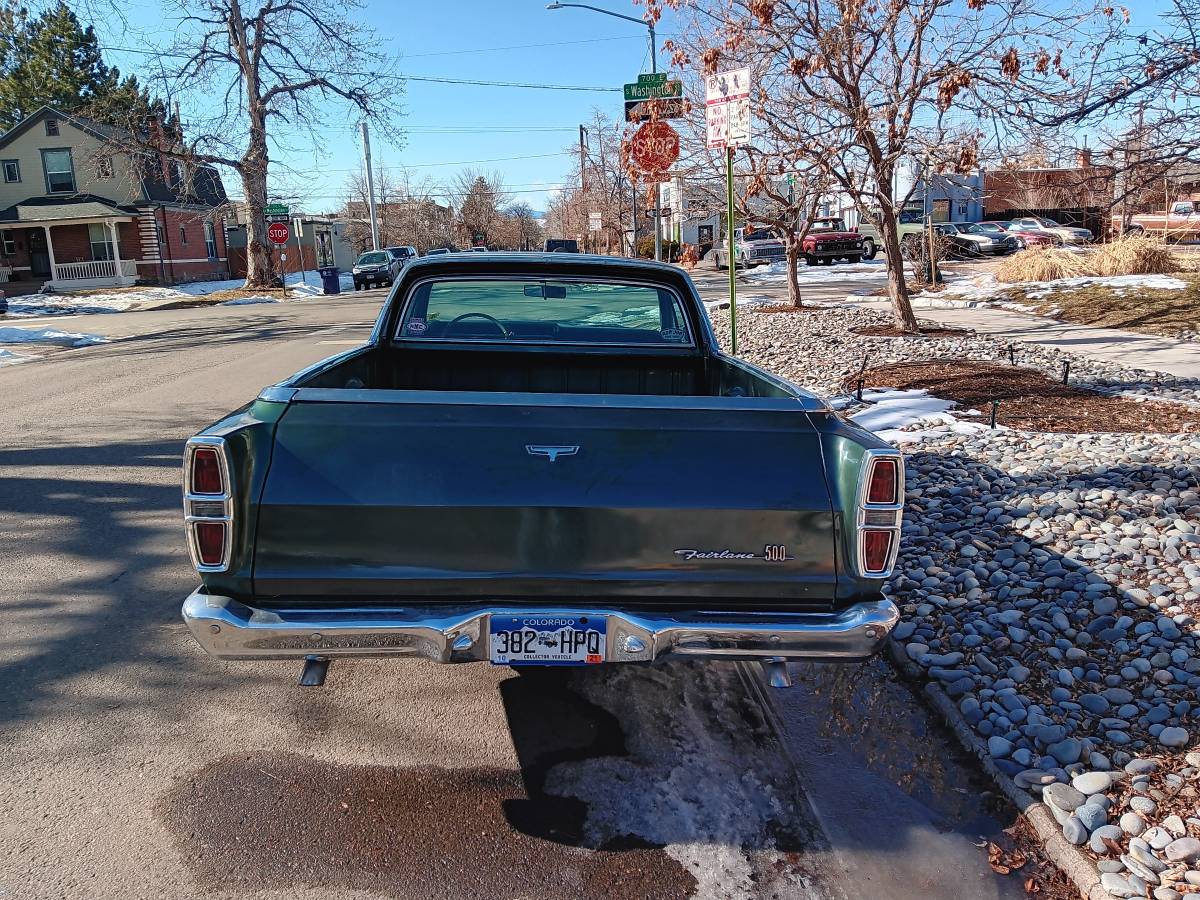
[{"xmin": 318, "ymin": 266, "xmax": 341, "ymax": 295}]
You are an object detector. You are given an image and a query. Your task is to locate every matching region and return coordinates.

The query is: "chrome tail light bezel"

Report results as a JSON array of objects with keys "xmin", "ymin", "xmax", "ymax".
[
  {"xmin": 184, "ymin": 436, "xmax": 232, "ymax": 573},
  {"xmin": 855, "ymin": 448, "xmax": 904, "ymax": 578}
]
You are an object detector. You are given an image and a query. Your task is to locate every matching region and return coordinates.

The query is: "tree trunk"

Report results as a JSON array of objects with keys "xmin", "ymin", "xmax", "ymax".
[
  {"xmin": 784, "ymin": 236, "xmax": 803, "ymax": 308},
  {"xmin": 876, "ymin": 206, "xmax": 920, "ymax": 333},
  {"xmin": 241, "ymin": 133, "xmax": 272, "ymax": 288}
]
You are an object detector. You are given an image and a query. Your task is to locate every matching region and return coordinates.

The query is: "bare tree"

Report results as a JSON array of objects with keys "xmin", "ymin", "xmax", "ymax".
[
  {"xmin": 112, "ymin": 0, "xmax": 402, "ymax": 287},
  {"xmin": 448, "ymin": 169, "xmax": 509, "ymax": 247},
  {"xmin": 659, "ymin": 0, "xmax": 1108, "ymax": 332}
]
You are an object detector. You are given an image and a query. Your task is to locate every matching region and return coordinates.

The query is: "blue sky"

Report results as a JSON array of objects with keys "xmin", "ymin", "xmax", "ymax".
[{"xmin": 97, "ymin": 0, "xmax": 680, "ymax": 214}]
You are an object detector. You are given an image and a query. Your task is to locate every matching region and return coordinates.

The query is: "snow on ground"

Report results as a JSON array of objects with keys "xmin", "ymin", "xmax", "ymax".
[
  {"xmin": 702, "ymin": 293, "xmax": 779, "ymax": 313},
  {"xmin": 0, "ymin": 348, "xmax": 37, "ymax": 366},
  {"xmin": 911, "ymin": 271, "xmax": 1191, "ymax": 313},
  {"xmin": 845, "ymin": 388, "xmax": 985, "ymax": 443},
  {"xmin": 745, "ymin": 259, "xmax": 899, "ymax": 284},
  {"xmin": 0, "ymin": 326, "xmax": 108, "ymax": 347},
  {"xmin": 3, "ymin": 269, "xmax": 352, "ymax": 318}
]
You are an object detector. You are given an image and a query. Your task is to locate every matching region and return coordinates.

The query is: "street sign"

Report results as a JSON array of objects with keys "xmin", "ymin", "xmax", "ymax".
[
  {"xmin": 638, "ymin": 72, "xmax": 668, "ymax": 86},
  {"xmin": 705, "ymin": 67, "xmax": 752, "ymax": 149},
  {"xmin": 588, "ymin": 211, "xmax": 602, "ymax": 232},
  {"xmin": 267, "ymin": 221, "xmax": 290, "ymax": 245},
  {"xmin": 264, "ymin": 203, "xmax": 289, "ymax": 216},
  {"xmin": 623, "ymin": 78, "xmax": 682, "ymax": 102},
  {"xmin": 625, "ymin": 97, "xmax": 685, "ymax": 122},
  {"xmin": 630, "ymin": 121, "xmax": 680, "ymax": 175}
]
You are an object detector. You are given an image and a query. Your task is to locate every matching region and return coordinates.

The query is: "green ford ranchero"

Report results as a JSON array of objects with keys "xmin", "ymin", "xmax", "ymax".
[{"xmin": 179, "ymin": 253, "xmax": 902, "ymax": 689}]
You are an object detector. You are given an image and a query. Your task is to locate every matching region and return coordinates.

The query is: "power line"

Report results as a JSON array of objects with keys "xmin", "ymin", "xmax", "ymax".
[
  {"xmin": 404, "ymin": 35, "xmax": 644, "ymax": 58},
  {"xmin": 324, "ymin": 151, "xmax": 573, "ymax": 172},
  {"xmin": 94, "ymin": 44, "xmax": 620, "ymax": 92}
]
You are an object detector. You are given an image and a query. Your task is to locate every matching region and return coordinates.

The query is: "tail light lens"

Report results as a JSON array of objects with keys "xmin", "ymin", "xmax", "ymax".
[
  {"xmin": 866, "ymin": 458, "xmax": 897, "ymax": 504},
  {"xmin": 862, "ymin": 531, "xmax": 894, "ymax": 574},
  {"xmin": 858, "ymin": 452, "xmax": 903, "ymax": 578},
  {"xmin": 185, "ymin": 438, "xmax": 232, "ymax": 572},
  {"xmin": 191, "ymin": 447, "xmax": 223, "ymax": 494},
  {"xmin": 194, "ymin": 522, "xmax": 226, "ymax": 566}
]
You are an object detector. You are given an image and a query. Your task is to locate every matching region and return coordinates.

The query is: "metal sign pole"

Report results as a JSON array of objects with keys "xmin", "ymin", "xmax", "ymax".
[{"xmin": 726, "ymin": 146, "xmax": 737, "ymax": 355}]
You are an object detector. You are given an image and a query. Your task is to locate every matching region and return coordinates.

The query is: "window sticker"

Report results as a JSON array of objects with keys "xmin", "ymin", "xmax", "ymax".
[{"xmin": 406, "ymin": 318, "xmax": 427, "ymax": 335}]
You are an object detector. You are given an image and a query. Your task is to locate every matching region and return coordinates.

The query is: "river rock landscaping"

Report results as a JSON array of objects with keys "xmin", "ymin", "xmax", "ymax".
[{"xmin": 710, "ymin": 304, "xmax": 1200, "ymax": 899}]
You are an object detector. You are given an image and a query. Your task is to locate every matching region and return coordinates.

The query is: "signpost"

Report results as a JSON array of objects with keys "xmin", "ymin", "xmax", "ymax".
[{"xmin": 706, "ymin": 67, "xmax": 753, "ymax": 354}]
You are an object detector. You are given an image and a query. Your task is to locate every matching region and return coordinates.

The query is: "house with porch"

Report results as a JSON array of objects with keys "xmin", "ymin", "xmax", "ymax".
[{"xmin": 0, "ymin": 106, "xmax": 230, "ymax": 293}]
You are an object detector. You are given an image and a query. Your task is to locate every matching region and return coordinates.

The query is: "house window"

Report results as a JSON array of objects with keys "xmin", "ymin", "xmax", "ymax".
[
  {"xmin": 41, "ymin": 149, "xmax": 76, "ymax": 193},
  {"xmin": 2, "ymin": 160, "xmax": 19, "ymax": 183},
  {"xmin": 179, "ymin": 224, "xmax": 187, "ymax": 245},
  {"xmin": 171, "ymin": 161, "xmax": 184, "ymax": 186},
  {"xmin": 96, "ymin": 156, "xmax": 113, "ymax": 179},
  {"xmin": 204, "ymin": 221, "xmax": 217, "ymax": 259},
  {"xmin": 1, "ymin": 230, "xmax": 15, "ymax": 255},
  {"xmin": 88, "ymin": 223, "xmax": 113, "ymax": 261},
  {"xmin": 45, "ymin": 118, "xmax": 59, "ymax": 136},
  {"xmin": 155, "ymin": 222, "xmax": 164, "ymax": 245}
]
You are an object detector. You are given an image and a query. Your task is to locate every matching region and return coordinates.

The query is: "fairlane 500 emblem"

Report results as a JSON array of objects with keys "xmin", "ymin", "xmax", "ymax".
[
  {"xmin": 675, "ymin": 545, "xmax": 792, "ymax": 562},
  {"xmin": 526, "ymin": 445, "xmax": 580, "ymax": 462}
]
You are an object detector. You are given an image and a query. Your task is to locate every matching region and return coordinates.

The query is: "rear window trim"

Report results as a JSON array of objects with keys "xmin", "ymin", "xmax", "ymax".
[{"xmin": 390, "ymin": 274, "xmax": 699, "ymax": 352}]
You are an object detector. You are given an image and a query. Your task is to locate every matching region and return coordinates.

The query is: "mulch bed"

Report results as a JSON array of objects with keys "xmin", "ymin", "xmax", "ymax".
[
  {"xmin": 849, "ymin": 360, "xmax": 1200, "ymax": 433},
  {"xmin": 852, "ymin": 324, "xmax": 970, "ymax": 337}
]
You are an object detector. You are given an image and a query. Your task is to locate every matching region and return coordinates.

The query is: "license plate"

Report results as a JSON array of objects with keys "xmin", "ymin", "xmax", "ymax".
[{"xmin": 488, "ymin": 614, "xmax": 606, "ymax": 666}]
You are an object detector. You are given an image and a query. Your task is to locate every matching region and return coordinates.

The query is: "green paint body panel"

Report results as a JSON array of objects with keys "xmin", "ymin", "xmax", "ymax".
[{"xmin": 191, "ymin": 255, "xmax": 896, "ymax": 612}]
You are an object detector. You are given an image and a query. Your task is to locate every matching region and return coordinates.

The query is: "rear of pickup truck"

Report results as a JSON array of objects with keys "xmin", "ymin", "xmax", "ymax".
[{"xmin": 181, "ymin": 255, "xmax": 900, "ymax": 673}]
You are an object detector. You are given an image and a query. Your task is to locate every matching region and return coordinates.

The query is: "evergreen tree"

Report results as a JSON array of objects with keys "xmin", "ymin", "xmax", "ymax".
[{"xmin": 0, "ymin": 1, "xmax": 166, "ymax": 132}]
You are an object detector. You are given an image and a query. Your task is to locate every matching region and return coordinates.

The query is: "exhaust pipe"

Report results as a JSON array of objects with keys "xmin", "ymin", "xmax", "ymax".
[{"xmin": 760, "ymin": 657, "xmax": 792, "ymax": 689}]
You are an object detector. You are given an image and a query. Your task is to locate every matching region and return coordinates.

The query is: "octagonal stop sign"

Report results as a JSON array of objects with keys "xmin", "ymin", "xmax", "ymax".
[
  {"xmin": 267, "ymin": 221, "xmax": 290, "ymax": 245},
  {"xmin": 630, "ymin": 121, "xmax": 680, "ymax": 176}
]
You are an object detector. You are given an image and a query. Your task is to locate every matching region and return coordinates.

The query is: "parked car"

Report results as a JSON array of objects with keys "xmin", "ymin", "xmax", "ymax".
[
  {"xmin": 351, "ymin": 250, "xmax": 400, "ymax": 290},
  {"xmin": 385, "ymin": 245, "xmax": 418, "ymax": 266},
  {"xmin": 978, "ymin": 221, "xmax": 1061, "ymax": 248},
  {"xmin": 855, "ymin": 208, "xmax": 926, "ymax": 260},
  {"xmin": 801, "ymin": 217, "xmax": 867, "ymax": 265},
  {"xmin": 713, "ymin": 226, "xmax": 786, "ymax": 269},
  {"xmin": 1117, "ymin": 201, "xmax": 1200, "ymax": 241},
  {"xmin": 425, "ymin": 247, "xmax": 451, "ymax": 256},
  {"xmin": 1008, "ymin": 215, "xmax": 1092, "ymax": 244},
  {"xmin": 179, "ymin": 254, "xmax": 901, "ymax": 685},
  {"xmin": 934, "ymin": 222, "xmax": 1018, "ymax": 257},
  {"xmin": 543, "ymin": 239, "xmax": 580, "ymax": 253}
]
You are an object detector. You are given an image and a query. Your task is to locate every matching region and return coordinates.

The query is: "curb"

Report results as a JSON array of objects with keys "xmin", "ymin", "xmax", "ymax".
[{"xmin": 884, "ymin": 639, "xmax": 1111, "ymax": 900}]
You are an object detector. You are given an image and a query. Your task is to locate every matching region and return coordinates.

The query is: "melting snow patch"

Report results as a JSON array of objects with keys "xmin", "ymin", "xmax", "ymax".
[
  {"xmin": 546, "ymin": 664, "xmax": 830, "ymax": 900},
  {"xmin": 847, "ymin": 388, "xmax": 989, "ymax": 443},
  {"xmin": 0, "ymin": 347, "xmax": 37, "ymax": 365},
  {"xmin": 0, "ymin": 326, "xmax": 108, "ymax": 347},
  {"xmin": 746, "ymin": 259, "xmax": 897, "ymax": 285}
]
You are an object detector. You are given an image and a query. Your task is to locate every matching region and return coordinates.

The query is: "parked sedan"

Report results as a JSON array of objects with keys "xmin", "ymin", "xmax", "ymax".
[
  {"xmin": 934, "ymin": 223, "xmax": 1018, "ymax": 257},
  {"xmin": 978, "ymin": 221, "xmax": 1061, "ymax": 249},
  {"xmin": 1008, "ymin": 216, "xmax": 1092, "ymax": 244},
  {"xmin": 351, "ymin": 250, "xmax": 401, "ymax": 290}
]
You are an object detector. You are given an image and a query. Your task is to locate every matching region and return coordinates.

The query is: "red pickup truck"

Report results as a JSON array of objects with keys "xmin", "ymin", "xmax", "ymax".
[{"xmin": 801, "ymin": 217, "xmax": 869, "ymax": 266}]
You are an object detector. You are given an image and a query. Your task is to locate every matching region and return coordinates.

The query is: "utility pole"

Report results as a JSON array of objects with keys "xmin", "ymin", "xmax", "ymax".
[
  {"xmin": 650, "ymin": 33, "xmax": 662, "ymax": 264},
  {"xmin": 360, "ymin": 121, "xmax": 380, "ymax": 251}
]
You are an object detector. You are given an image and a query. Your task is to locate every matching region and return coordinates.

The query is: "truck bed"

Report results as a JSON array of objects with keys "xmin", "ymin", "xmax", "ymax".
[{"xmin": 294, "ymin": 346, "xmax": 793, "ymax": 398}]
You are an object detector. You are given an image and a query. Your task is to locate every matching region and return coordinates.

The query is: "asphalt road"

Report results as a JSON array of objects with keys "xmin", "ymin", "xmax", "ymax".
[{"xmin": 1, "ymin": 282, "xmax": 1025, "ymax": 900}]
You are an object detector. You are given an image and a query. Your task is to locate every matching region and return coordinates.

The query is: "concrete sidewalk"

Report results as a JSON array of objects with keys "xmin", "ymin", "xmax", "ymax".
[{"xmin": 852, "ymin": 299, "xmax": 1200, "ymax": 379}]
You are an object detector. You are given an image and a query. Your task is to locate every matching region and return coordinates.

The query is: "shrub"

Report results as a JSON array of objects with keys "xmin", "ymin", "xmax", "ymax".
[
  {"xmin": 1090, "ymin": 235, "xmax": 1183, "ymax": 276},
  {"xmin": 995, "ymin": 235, "xmax": 1186, "ymax": 284},
  {"xmin": 636, "ymin": 237, "xmax": 681, "ymax": 260}
]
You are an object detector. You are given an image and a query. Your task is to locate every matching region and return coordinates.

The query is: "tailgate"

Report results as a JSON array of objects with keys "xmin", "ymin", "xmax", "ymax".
[{"xmin": 252, "ymin": 392, "xmax": 838, "ymax": 608}]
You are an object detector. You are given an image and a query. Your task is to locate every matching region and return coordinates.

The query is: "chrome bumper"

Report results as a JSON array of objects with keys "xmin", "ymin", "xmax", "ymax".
[{"xmin": 181, "ymin": 590, "xmax": 899, "ymax": 664}]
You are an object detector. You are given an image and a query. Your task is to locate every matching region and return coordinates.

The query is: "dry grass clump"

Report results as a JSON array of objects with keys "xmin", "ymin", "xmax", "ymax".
[
  {"xmin": 995, "ymin": 248, "xmax": 1090, "ymax": 283},
  {"xmin": 1090, "ymin": 235, "xmax": 1184, "ymax": 276},
  {"xmin": 996, "ymin": 235, "xmax": 1187, "ymax": 284}
]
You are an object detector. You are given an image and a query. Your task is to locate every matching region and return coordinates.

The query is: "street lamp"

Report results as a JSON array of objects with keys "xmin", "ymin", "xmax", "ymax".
[
  {"xmin": 546, "ymin": 2, "xmax": 656, "ymax": 72},
  {"xmin": 547, "ymin": 1, "xmax": 661, "ymax": 260}
]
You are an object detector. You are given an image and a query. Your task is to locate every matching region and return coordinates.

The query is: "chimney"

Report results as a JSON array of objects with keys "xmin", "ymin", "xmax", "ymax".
[{"xmin": 1076, "ymin": 148, "xmax": 1092, "ymax": 168}]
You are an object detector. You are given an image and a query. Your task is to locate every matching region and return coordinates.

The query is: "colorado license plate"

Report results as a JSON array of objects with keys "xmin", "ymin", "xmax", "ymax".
[{"xmin": 488, "ymin": 614, "xmax": 606, "ymax": 666}]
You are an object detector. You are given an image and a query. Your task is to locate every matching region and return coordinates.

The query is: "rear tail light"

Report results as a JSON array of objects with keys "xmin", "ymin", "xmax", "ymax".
[
  {"xmin": 184, "ymin": 438, "xmax": 232, "ymax": 571},
  {"xmin": 858, "ymin": 451, "xmax": 903, "ymax": 577},
  {"xmin": 191, "ymin": 447, "xmax": 223, "ymax": 494}
]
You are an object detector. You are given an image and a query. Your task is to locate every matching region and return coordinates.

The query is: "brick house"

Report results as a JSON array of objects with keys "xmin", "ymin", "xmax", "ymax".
[{"xmin": 0, "ymin": 106, "xmax": 231, "ymax": 291}]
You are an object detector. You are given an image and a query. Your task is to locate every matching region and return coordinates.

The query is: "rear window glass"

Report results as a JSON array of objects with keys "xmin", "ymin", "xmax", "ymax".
[
  {"xmin": 359, "ymin": 252, "xmax": 388, "ymax": 264},
  {"xmin": 396, "ymin": 278, "xmax": 692, "ymax": 346}
]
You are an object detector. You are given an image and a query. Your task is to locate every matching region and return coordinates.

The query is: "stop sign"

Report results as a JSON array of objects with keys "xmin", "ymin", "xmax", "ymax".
[
  {"xmin": 630, "ymin": 121, "xmax": 680, "ymax": 174},
  {"xmin": 267, "ymin": 221, "xmax": 290, "ymax": 245}
]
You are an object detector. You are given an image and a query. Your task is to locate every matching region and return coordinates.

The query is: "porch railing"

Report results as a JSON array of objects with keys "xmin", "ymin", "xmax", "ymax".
[{"xmin": 53, "ymin": 259, "xmax": 138, "ymax": 281}]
